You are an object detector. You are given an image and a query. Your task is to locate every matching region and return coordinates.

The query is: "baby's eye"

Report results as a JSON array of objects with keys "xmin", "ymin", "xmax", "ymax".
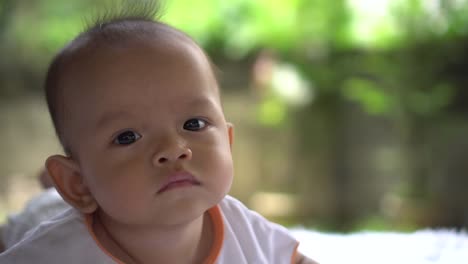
[
  {"xmin": 113, "ymin": 130, "xmax": 141, "ymax": 145},
  {"xmin": 183, "ymin": 118, "xmax": 207, "ymax": 131}
]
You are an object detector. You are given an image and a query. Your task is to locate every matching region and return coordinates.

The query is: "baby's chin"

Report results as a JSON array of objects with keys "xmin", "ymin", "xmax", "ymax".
[{"xmin": 148, "ymin": 191, "xmax": 223, "ymax": 226}]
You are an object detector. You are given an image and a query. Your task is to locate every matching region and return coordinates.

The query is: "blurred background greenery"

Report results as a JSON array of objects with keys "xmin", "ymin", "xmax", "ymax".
[{"xmin": 0, "ymin": 0, "xmax": 467, "ymax": 232}]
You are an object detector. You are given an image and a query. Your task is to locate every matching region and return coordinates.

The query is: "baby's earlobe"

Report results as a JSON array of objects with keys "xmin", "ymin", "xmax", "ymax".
[{"xmin": 77, "ymin": 196, "xmax": 98, "ymax": 214}]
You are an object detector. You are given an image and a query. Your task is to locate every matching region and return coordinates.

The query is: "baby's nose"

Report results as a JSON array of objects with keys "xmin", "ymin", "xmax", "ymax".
[{"xmin": 153, "ymin": 144, "xmax": 192, "ymax": 166}]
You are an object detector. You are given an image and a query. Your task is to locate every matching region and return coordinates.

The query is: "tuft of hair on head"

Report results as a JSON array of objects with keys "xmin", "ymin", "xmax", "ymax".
[
  {"xmin": 85, "ymin": 0, "xmax": 163, "ymax": 29},
  {"xmin": 81, "ymin": 0, "xmax": 168, "ymax": 42}
]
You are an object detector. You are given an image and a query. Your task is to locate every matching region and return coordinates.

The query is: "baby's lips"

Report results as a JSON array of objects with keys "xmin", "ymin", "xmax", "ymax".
[{"xmin": 157, "ymin": 171, "xmax": 200, "ymax": 194}]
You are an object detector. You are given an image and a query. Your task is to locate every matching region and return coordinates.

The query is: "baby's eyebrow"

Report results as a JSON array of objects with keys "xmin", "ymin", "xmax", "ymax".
[
  {"xmin": 188, "ymin": 97, "xmax": 216, "ymax": 108},
  {"xmin": 96, "ymin": 110, "xmax": 134, "ymax": 129},
  {"xmin": 95, "ymin": 97, "xmax": 219, "ymax": 128}
]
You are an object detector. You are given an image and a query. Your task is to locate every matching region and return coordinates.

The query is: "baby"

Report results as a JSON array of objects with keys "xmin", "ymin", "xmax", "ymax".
[{"xmin": 0, "ymin": 1, "xmax": 317, "ymax": 263}]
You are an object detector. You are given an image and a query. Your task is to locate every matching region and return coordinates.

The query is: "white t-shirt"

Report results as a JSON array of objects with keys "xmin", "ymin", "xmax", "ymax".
[{"xmin": 0, "ymin": 195, "xmax": 298, "ymax": 264}]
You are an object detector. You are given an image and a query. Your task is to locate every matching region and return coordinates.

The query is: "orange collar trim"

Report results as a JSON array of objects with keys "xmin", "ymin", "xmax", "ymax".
[
  {"xmin": 203, "ymin": 205, "xmax": 224, "ymax": 264},
  {"xmin": 84, "ymin": 205, "xmax": 224, "ymax": 264}
]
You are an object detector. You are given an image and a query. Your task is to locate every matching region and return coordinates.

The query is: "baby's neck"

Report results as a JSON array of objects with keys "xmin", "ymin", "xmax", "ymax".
[{"xmin": 92, "ymin": 211, "xmax": 213, "ymax": 264}]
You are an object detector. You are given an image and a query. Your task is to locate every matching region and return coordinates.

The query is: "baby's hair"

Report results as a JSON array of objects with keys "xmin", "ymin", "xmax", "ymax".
[
  {"xmin": 44, "ymin": 0, "xmax": 198, "ymax": 156},
  {"xmin": 85, "ymin": 0, "xmax": 163, "ymax": 29}
]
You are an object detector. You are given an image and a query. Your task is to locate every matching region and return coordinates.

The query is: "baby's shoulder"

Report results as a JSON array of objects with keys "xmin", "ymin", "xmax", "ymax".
[
  {"xmin": 6, "ymin": 208, "xmax": 82, "ymax": 247},
  {"xmin": 0, "ymin": 209, "xmax": 110, "ymax": 264},
  {"xmin": 219, "ymin": 195, "xmax": 290, "ymax": 234},
  {"xmin": 217, "ymin": 196, "xmax": 298, "ymax": 263}
]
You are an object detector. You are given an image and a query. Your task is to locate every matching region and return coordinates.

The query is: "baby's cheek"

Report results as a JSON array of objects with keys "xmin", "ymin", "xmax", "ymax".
[
  {"xmin": 94, "ymin": 186, "xmax": 147, "ymax": 224},
  {"xmin": 90, "ymin": 170, "xmax": 142, "ymax": 208},
  {"xmin": 213, "ymin": 150, "xmax": 234, "ymax": 193}
]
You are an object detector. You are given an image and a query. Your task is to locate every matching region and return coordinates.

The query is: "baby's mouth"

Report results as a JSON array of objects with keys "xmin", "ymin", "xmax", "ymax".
[{"xmin": 157, "ymin": 171, "xmax": 200, "ymax": 194}]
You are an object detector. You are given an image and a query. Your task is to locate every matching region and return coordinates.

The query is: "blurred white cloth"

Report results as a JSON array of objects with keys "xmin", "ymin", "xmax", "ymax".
[{"xmin": 291, "ymin": 228, "xmax": 468, "ymax": 264}]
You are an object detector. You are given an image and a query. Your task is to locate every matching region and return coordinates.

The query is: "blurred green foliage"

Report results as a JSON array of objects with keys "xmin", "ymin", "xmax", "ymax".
[{"xmin": 3, "ymin": 0, "xmax": 467, "ymax": 113}]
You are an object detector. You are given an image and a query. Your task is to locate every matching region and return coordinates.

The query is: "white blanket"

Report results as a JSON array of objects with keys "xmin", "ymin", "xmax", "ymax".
[{"xmin": 291, "ymin": 228, "xmax": 468, "ymax": 264}]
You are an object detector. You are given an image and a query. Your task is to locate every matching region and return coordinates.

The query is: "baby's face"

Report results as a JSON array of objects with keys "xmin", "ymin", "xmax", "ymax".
[{"xmin": 60, "ymin": 36, "xmax": 233, "ymax": 227}]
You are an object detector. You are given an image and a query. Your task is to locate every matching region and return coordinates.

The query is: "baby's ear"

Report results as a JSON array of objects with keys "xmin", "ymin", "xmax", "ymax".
[
  {"xmin": 226, "ymin": 122, "xmax": 234, "ymax": 148},
  {"xmin": 45, "ymin": 155, "xmax": 98, "ymax": 214}
]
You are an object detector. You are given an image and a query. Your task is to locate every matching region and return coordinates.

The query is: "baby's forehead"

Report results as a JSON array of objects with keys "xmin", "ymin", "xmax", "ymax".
[{"xmin": 67, "ymin": 20, "xmax": 197, "ymax": 62}]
